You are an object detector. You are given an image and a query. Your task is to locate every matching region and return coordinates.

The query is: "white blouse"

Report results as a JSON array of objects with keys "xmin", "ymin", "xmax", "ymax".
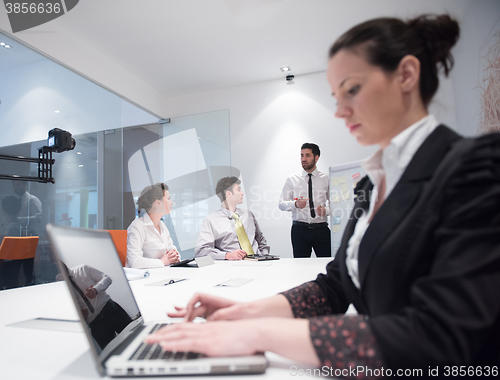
[
  {"xmin": 346, "ymin": 115, "xmax": 439, "ymax": 289},
  {"xmin": 126, "ymin": 213, "xmax": 177, "ymax": 269}
]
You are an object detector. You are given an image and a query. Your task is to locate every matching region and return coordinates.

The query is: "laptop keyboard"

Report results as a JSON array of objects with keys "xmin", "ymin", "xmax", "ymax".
[{"xmin": 129, "ymin": 323, "xmax": 204, "ymax": 362}]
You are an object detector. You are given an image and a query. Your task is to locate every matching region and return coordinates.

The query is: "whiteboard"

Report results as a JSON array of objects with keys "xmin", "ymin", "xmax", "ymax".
[{"xmin": 329, "ymin": 160, "xmax": 366, "ymax": 257}]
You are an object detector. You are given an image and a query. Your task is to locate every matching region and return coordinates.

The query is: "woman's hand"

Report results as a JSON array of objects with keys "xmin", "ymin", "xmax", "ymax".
[
  {"xmin": 146, "ymin": 318, "xmax": 320, "ymax": 366},
  {"xmin": 146, "ymin": 320, "xmax": 261, "ymax": 357},
  {"xmin": 168, "ymin": 293, "xmax": 239, "ymax": 322},
  {"xmin": 161, "ymin": 249, "xmax": 180, "ymax": 265},
  {"xmin": 168, "ymin": 293, "xmax": 294, "ymax": 322}
]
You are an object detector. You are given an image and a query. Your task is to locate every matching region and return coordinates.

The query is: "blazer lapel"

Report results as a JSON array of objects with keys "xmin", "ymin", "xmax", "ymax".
[
  {"xmin": 357, "ymin": 125, "xmax": 461, "ymax": 289},
  {"xmin": 337, "ymin": 175, "xmax": 373, "ymax": 312}
]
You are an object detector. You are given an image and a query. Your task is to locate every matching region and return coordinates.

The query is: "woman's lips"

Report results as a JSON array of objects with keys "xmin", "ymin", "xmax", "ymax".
[{"xmin": 347, "ymin": 124, "xmax": 360, "ymax": 133}]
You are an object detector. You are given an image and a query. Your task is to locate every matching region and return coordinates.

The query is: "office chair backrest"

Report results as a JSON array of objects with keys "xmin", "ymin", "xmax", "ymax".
[
  {"xmin": 0, "ymin": 236, "xmax": 39, "ymax": 260},
  {"xmin": 106, "ymin": 230, "xmax": 127, "ymax": 267}
]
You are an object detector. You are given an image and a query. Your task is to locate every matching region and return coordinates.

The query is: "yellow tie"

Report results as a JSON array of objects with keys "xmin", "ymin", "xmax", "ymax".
[{"xmin": 232, "ymin": 212, "xmax": 255, "ymax": 257}]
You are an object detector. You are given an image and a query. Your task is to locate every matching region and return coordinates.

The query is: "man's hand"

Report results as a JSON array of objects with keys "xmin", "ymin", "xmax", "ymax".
[
  {"xmin": 316, "ymin": 205, "xmax": 327, "ymax": 216},
  {"xmin": 84, "ymin": 286, "xmax": 97, "ymax": 299},
  {"xmin": 295, "ymin": 197, "xmax": 308, "ymax": 209},
  {"xmin": 225, "ymin": 250, "xmax": 246, "ymax": 260}
]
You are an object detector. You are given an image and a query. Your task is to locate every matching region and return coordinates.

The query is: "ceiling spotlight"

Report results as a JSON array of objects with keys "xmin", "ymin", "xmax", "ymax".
[
  {"xmin": 280, "ymin": 66, "xmax": 291, "ymax": 72},
  {"xmin": 5, "ymin": 45, "xmax": 11, "ymax": 49},
  {"xmin": 55, "ymin": 110, "xmax": 60, "ymax": 113},
  {"xmin": 0, "ymin": 42, "xmax": 5, "ymax": 46},
  {"xmin": 77, "ymin": 152, "xmax": 81, "ymax": 155},
  {"xmin": 79, "ymin": 165, "xmax": 84, "ymax": 167}
]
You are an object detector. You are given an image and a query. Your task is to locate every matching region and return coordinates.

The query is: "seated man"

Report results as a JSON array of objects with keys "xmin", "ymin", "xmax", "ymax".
[{"xmin": 195, "ymin": 176, "xmax": 270, "ymax": 260}]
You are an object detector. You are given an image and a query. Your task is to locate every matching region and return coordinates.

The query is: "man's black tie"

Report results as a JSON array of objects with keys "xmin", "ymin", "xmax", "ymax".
[{"xmin": 308, "ymin": 173, "xmax": 316, "ymax": 218}]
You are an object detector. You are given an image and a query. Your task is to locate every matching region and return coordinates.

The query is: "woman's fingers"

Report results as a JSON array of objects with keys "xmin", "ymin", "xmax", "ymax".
[{"xmin": 167, "ymin": 306, "xmax": 187, "ymax": 318}]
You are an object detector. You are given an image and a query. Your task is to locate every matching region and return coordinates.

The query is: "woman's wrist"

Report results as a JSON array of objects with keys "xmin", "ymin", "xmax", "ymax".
[{"xmin": 245, "ymin": 295, "xmax": 294, "ymax": 319}]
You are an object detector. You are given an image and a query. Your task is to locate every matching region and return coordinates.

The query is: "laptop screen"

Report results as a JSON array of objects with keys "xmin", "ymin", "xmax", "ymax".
[{"xmin": 48, "ymin": 225, "xmax": 141, "ymax": 362}]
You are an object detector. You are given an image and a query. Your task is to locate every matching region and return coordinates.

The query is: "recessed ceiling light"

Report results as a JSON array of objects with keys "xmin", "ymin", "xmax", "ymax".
[
  {"xmin": 77, "ymin": 152, "xmax": 81, "ymax": 155},
  {"xmin": 79, "ymin": 165, "xmax": 84, "ymax": 167},
  {"xmin": 0, "ymin": 42, "xmax": 5, "ymax": 46},
  {"xmin": 280, "ymin": 66, "xmax": 291, "ymax": 72},
  {"xmin": 4, "ymin": 45, "xmax": 11, "ymax": 49},
  {"xmin": 55, "ymin": 110, "xmax": 60, "ymax": 113}
]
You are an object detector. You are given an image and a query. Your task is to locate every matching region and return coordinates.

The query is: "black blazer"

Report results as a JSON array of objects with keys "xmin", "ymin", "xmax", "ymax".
[{"xmin": 315, "ymin": 125, "xmax": 500, "ymax": 368}]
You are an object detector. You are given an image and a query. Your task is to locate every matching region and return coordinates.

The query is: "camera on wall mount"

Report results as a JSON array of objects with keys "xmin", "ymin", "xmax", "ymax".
[
  {"xmin": 286, "ymin": 74, "xmax": 295, "ymax": 85},
  {"xmin": 0, "ymin": 128, "xmax": 76, "ymax": 184},
  {"xmin": 46, "ymin": 128, "xmax": 76, "ymax": 153}
]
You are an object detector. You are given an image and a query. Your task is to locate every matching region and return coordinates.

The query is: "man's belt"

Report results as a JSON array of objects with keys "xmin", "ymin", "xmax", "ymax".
[{"xmin": 292, "ymin": 221, "xmax": 328, "ymax": 229}]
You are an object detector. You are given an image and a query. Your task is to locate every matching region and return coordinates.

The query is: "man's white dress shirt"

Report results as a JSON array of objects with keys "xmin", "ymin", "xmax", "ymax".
[
  {"xmin": 346, "ymin": 115, "xmax": 439, "ymax": 289},
  {"xmin": 279, "ymin": 168, "xmax": 330, "ymax": 223},
  {"xmin": 18, "ymin": 191, "xmax": 42, "ymax": 225},
  {"xmin": 126, "ymin": 212, "xmax": 177, "ymax": 269},
  {"xmin": 195, "ymin": 206, "xmax": 270, "ymax": 260},
  {"xmin": 57, "ymin": 264, "xmax": 112, "ymax": 323}
]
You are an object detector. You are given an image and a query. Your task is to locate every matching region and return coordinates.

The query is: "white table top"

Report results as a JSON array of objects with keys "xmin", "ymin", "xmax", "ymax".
[{"xmin": 0, "ymin": 258, "xmax": 332, "ymax": 380}]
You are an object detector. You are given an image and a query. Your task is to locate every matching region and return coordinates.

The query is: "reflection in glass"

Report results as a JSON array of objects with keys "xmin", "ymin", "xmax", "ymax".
[
  {"xmin": 0, "ymin": 31, "xmax": 231, "ymax": 289},
  {"xmin": 57, "ymin": 263, "xmax": 132, "ymax": 350}
]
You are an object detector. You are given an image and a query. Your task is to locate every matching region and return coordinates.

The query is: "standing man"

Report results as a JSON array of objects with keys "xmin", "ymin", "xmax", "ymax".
[
  {"xmin": 12, "ymin": 181, "xmax": 42, "ymax": 236},
  {"xmin": 279, "ymin": 143, "xmax": 331, "ymax": 258},
  {"xmin": 195, "ymin": 176, "xmax": 270, "ymax": 260}
]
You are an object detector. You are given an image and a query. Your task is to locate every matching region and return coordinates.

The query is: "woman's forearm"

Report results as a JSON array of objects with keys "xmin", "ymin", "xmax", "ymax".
[{"xmin": 256, "ymin": 318, "xmax": 320, "ymax": 366}]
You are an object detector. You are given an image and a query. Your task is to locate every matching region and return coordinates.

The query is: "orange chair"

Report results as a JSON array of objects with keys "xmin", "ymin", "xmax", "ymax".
[
  {"xmin": 0, "ymin": 236, "xmax": 39, "ymax": 289},
  {"xmin": 0, "ymin": 236, "xmax": 39, "ymax": 260},
  {"xmin": 107, "ymin": 230, "xmax": 127, "ymax": 267}
]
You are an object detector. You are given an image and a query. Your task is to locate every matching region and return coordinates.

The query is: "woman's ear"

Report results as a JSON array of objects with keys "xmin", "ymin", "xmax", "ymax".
[{"xmin": 398, "ymin": 55, "xmax": 420, "ymax": 93}]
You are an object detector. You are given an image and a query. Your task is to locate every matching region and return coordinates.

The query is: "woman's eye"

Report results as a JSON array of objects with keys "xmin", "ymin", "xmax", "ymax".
[{"xmin": 348, "ymin": 85, "xmax": 360, "ymax": 95}]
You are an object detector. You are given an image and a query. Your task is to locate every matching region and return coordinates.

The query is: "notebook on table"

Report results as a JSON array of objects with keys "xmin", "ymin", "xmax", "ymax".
[
  {"xmin": 244, "ymin": 254, "xmax": 280, "ymax": 261},
  {"xmin": 47, "ymin": 224, "xmax": 267, "ymax": 377}
]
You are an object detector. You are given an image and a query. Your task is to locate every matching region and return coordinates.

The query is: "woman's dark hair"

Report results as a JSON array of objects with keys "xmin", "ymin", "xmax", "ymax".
[
  {"xmin": 329, "ymin": 14, "xmax": 459, "ymax": 107},
  {"xmin": 137, "ymin": 183, "xmax": 168, "ymax": 212}
]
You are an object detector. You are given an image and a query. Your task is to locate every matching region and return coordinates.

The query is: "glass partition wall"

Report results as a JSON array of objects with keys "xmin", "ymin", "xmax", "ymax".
[{"xmin": 0, "ymin": 31, "xmax": 231, "ymax": 289}]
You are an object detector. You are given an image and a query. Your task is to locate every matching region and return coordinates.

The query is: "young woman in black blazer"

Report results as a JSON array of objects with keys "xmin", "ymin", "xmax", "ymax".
[{"xmin": 148, "ymin": 15, "xmax": 500, "ymax": 375}]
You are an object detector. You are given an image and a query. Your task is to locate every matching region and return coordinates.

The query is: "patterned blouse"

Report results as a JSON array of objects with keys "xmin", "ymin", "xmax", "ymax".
[{"xmin": 282, "ymin": 282, "xmax": 384, "ymax": 379}]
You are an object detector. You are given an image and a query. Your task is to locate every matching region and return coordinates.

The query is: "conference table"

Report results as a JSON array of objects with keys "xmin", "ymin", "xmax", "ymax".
[{"xmin": 0, "ymin": 258, "xmax": 333, "ymax": 380}]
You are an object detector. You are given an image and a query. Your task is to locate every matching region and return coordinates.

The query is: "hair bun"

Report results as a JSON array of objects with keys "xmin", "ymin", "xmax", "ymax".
[{"xmin": 408, "ymin": 14, "xmax": 460, "ymax": 76}]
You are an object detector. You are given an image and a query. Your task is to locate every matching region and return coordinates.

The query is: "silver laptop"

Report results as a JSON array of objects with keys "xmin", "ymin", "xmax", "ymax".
[{"xmin": 47, "ymin": 224, "xmax": 267, "ymax": 377}]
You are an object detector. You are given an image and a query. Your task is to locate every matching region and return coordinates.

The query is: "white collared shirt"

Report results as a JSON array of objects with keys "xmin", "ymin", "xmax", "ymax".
[
  {"xmin": 126, "ymin": 212, "xmax": 177, "ymax": 269},
  {"xmin": 56, "ymin": 264, "xmax": 112, "ymax": 323},
  {"xmin": 195, "ymin": 206, "xmax": 270, "ymax": 260},
  {"xmin": 346, "ymin": 115, "xmax": 439, "ymax": 289},
  {"xmin": 279, "ymin": 168, "xmax": 330, "ymax": 223}
]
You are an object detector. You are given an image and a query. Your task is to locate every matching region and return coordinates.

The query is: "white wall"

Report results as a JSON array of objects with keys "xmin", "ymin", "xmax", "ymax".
[
  {"xmin": 161, "ymin": 69, "xmax": 457, "ymax": 257},
  {"xmin": 0, "ymin": 60, "xmax": 158, "ymax": 148},
  {"xmin": 451, "ymin": 0, "xmax": 500, "ymax": 136}
]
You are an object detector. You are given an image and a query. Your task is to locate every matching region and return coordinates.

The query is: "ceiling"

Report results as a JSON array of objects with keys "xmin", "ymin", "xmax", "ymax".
[{"xmin": 1, "ymin": 0, "xmax": 471, "ymax": 98}]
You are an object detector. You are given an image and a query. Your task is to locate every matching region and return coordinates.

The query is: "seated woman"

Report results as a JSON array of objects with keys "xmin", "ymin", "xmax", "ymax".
[
  {"xmin": 126, "ymin": 183, "xmax": 180, "ymax": 268},
  {"xmin": 147, "ymin": 14, "xmax": 500, "ymax": 373}
]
